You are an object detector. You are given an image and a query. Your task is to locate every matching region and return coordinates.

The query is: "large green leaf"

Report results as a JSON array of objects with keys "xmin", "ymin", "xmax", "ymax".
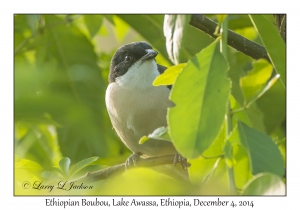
[
  {"xmin": 168, "ymin": 40, "xmax": 230, "ymax": 158},
  {"xmin": 237, "ymin": 121, "xmax": 284, "ymax": 177},
  {"xmin": 249, "ymin": 15, "xmax": 286, "ymax": 88},
  {"xmin": 242, "ymin": 173, "xmax": 285, "ymax": 195}
]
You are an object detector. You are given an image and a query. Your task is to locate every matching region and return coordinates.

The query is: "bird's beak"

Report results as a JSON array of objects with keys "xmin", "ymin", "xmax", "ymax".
[{"xmin": 141, "ymin": 49, "xmax": 158, "ymax": 62}]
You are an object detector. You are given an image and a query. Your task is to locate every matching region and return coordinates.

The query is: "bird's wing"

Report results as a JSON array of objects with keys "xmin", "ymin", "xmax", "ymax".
[
  {"xmin": 157, "ymin": 64, "xmax": 172, "ymax": 90},
  {"xmin": 157, "ymin": 64, "xmax": 167, "ymax": 74}
]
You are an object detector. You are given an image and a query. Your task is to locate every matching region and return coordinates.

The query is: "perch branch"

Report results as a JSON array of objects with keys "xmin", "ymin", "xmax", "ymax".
[
  {"xmin": 73, "ymin": 155, "xmax": 182, "ymax": 183},
  {"xmin": 189, "ymin": 14, "xmax": 270, "ymax": 62}
]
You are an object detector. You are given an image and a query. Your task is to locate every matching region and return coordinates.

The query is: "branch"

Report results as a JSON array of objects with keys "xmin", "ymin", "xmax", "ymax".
[
  {"xmin": 72, "ymin": 155, "xmax": 180, "ymax": 183},
  {"xmin": 273, "ymin": 14, "xmax": 286, "ymax": 43},
  {"xmin": 189, "ymin": 14, "xmax": 270, "ymax": 62}
]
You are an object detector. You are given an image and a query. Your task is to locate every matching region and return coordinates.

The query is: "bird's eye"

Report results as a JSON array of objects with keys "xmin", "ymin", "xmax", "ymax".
[{"xmin": 124, "ymin": 55, "xmax": 133, "ymax": 62}]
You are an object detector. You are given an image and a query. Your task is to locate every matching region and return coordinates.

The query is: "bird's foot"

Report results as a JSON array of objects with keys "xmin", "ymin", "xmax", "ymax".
[
  {"xmin": 173, "ymin": 153, "xmax": 191, "ymax": 170},
  {"xmin": 125, "ymin": 152, "xmax": 142, "ymax": 170}
]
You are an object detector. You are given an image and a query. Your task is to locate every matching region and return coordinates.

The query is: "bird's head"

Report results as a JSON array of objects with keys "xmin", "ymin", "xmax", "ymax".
[{"xmin": 109, "ymin": 41, "xmax": 159, "ymax": 89}]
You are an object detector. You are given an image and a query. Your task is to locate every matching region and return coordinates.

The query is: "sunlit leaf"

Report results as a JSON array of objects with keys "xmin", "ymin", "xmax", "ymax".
[
  {"xmin": 153, "ymin": 63, "xmax": 186, "ymax": 86},
  {"xmin": 256, "ymin": 79, "xmax": 286, "ymax": 135},
  {"xmin": 15, "ymin": 157, "xmax": 43, "ymax": 171},
  {"xmin": 249, "ymin": 15, "xmax": 286, "ymax": 88},
  {"xmin": 150, "ymin": 127, "xmax": 171, "ymax": 141},
  {"xmin": 245, "ymin": 102, "xmax": 266, "ymax": 133},
  {"xmin": 192, "ymin": 159, "xmax": 231, "ymax": 195},
  {"xmin": 169, "ymin": 40, "xmax": 230, "ymax": 158},
  {"xmin": 113, "ymin": 15, "xmax": 130, "ymax": 42},
  {"xmin": 100, "ymin": 168, "xmax": 189, "ymax": 195},
  {"xmin": 189, "ymin": 121, "xmax": 226, "ymax": 185},
  {"xmin": 242, "ymin": 173, "xmax": 285, "ymax": 195},
  {"xmin": 240, "ymin": 59, "xmax": 273, "ymax": 103},
  {"xmin": 139, "ymin": 126, "xmax": 171, "ymax": 144},
  {"xmin": 216, "ymin": 15, "xmax": 228, "ymax": 25}
]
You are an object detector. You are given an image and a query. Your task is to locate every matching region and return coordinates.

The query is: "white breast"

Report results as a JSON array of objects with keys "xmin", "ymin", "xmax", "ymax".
[{"xmin": 105, "ymin": 78, "xmax": 176, "ymax": 157}]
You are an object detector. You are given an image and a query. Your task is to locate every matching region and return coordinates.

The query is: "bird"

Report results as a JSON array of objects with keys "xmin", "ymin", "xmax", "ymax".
[{"xmin": 105, "ymin": 41, "xmax": 188, "ymax": 170}]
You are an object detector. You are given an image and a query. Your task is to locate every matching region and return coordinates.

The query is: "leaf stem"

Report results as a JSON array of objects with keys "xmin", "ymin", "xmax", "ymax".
[{"xmin": 201, "ymin": 154, "xmax": 224, "ymax": 159}]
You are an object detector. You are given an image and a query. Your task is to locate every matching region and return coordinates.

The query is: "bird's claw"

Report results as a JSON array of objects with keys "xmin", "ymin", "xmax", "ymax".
[
  {"xmin": 173, "ymin": 153, "xmax": 191, "ymax": 170},
  {"xmin": 125, "ymin": 153, "xmax": 141, "ymax": 170}
]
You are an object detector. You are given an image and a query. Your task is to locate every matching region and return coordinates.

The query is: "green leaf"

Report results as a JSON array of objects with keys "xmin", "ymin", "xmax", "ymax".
[
  {"xmin": 240, "ymin": 59, "xmax": 273, "ymax": 103},
  {"xmin": 41, "ymin": 171, "xmax": 63, "ymax": 180},
  {"xmin": 53, "ymin": 166, "xmax": 64, "ymax": 175},
  {"xmin": 69, "ymin": 156, "xmax": 99, "ymax": 178},
  {"xmin": 139, "ymin": 136, "xmax": 150, "ymax": 144},
  {"xmin": 216, "ymin": 15, "xmax": 228, "ymax": 25},
  {"xmin": 169, "ymin": 40, "xmax": 230, "ymax": 158},
  {"xmin": 59, "ymin": 157, "xmax": 71, "ymax": 178},
  {"xmin": 230, "ymin": 95, "xmax": 252, "ymax": 127},
  {"xmin": 15, "ymin": 158, "xmax": 43, "ymax": 172},
  {"xmin": 69, "ymin": 164, "xmax": 105, "ymax": 180},
  {"xmin": 153, "ymin": 63, "xmax": 186, "ymax": 86},
  {"xmin": 148, "ymin": 126, "xmax": 171, "ymax": 142},
  {"xmin": 256, "ymin": 79, "xmax": 286, "ymax": 135},
  {"xmin": 164, "ymin": 15, "xmax": 191, "ymax": 64},
  {"xmin": 232, "ymin": 144, "xmax": 252, "ymax": 189},
  {"xmin": 237, "ymin": 121, "xmax": 284, "ymax": 177},
  {"xmin": 224, "ymin": 141, "xmax": 234, "ymax": 168},
  {"xmin": 189, "ymin": 120, "xmax": 227, "ymax": 185},
  {"xmin": 83, "ymin": 15, "xmax": 103, "ymax": 38},
  {"xmin": 189, "ymin": 157, "xmax": 220, "ymax": 185},
  {"xmin": 139, "ymin": 127, "xmax": 171, "ymax": 144},
  {"xmin": 242, "ymin": 173, "xmax": 285, "ymax": 195},
  {"xmin": 113, "ymin": 15, "xmax": 130, "ymax": 42},
  {"xmin": 228, "ymin": 15, "xmax": 253, "ymax": 30},
  {"xmin": 249, "ymin": 15, "xmax": 286, "ymax": 88},
  {"xmin": 227, "ymin": 49, "xmax": 253, "ymax": 105}
]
